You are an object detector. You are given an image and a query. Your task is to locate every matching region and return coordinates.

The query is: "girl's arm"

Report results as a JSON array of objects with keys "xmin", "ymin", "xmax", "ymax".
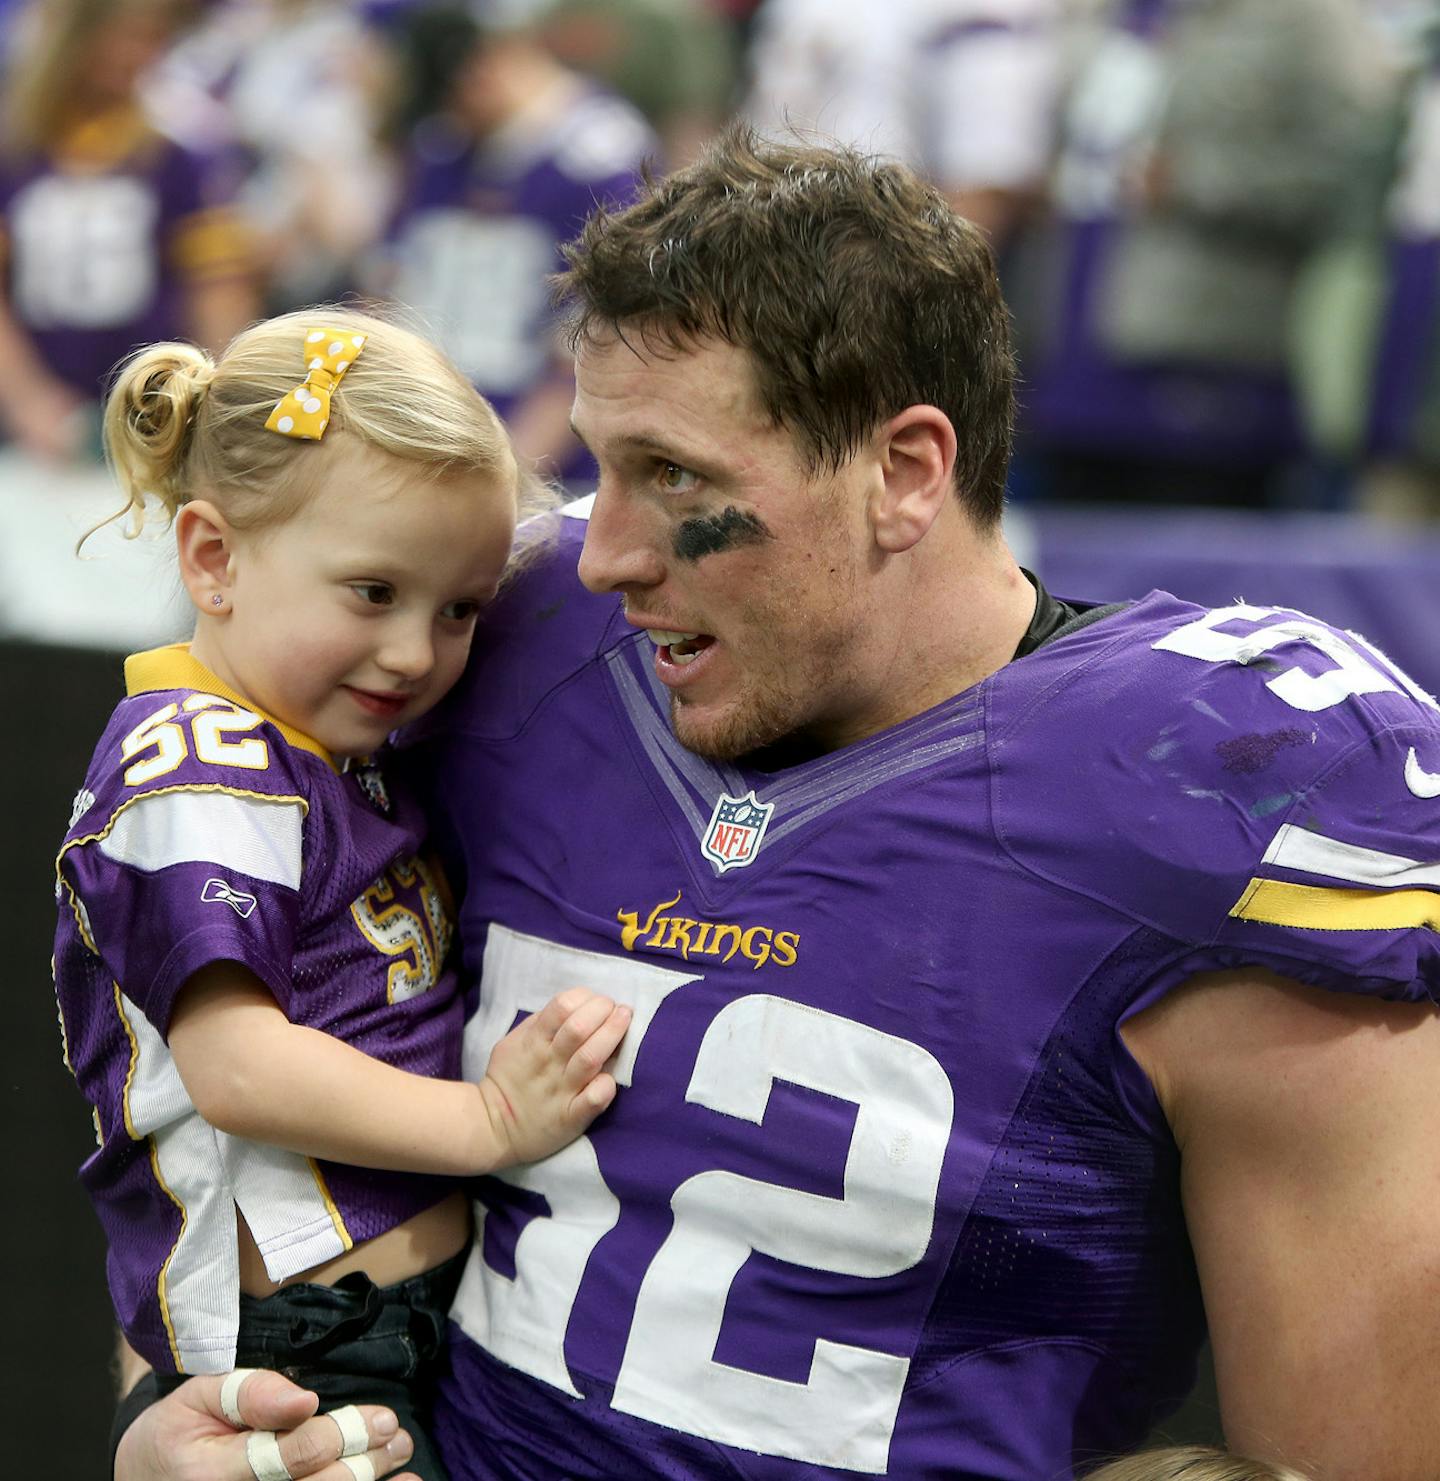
[{"xmin": 168, "ymin": 961, "xmax": 630, "ymax": 1176}]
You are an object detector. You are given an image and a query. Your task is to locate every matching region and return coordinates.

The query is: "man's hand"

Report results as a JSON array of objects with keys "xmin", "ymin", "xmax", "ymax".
[
  {"xmin": 479, "ymin": 987, "xmax": 632, "ymax": 1168},
  {"xmin": 114, "ymin": 1368, "xmax": 417, "ymax": 1481}
]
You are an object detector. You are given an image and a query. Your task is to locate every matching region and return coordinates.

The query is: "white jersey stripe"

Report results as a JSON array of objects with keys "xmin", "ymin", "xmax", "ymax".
[
  {"xmin": 1262, "ymin": 823, "xmax": 1440, "ymax": 890},
  {"xmin": 222, "ymin": 1137, "xmax": 350, "ymax": 1285},
  {"xmin": 121, "ymin": 995, "xmax": 239, "ymax": 1372},
  {"xmin": 150, "ymin": 1114, "xmax": 242, "ymax": 1373},
  {"xmin": 120, "ymin": 990, "xmax": 196, "ymax": 1137},
  {"xmin": 96, "ymin": 788, "xmax": 304, "ymax": 889},
  {"xmin": 120, "ymin": 991, "xmax": 350, "ymax": 1367}
]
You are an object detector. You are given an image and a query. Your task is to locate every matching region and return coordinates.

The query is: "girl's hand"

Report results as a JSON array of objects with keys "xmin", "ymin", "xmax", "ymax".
[{"xmin": 479, "ymin": 988, "xmax": 632, "ymax": 1168}]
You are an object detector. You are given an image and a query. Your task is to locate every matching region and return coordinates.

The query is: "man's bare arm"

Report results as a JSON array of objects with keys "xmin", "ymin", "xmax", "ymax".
[{"xmin": 1124, "ymin": 967, "xmax": 1440, "ymax": 1480}]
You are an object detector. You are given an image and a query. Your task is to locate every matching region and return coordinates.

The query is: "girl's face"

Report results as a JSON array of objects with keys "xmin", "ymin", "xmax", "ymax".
[{"xmin": 193, "ymin": 440, "xmax": 516, "ymax": 759}]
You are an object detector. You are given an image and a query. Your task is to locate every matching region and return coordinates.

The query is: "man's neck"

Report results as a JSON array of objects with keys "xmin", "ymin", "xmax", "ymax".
[
  {"xmin": 875, "ymin": 530, "xmax": 1036, "ymax": 729},
  {"xmin": 796, "ymin": 527, "xmax": 1035, "ymax": 759}
]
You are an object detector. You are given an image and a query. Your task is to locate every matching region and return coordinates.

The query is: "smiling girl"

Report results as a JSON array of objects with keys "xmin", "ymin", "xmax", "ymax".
[{"xmin": 54, "ymin": 307, "xmax": 629, "ymax": 1481}]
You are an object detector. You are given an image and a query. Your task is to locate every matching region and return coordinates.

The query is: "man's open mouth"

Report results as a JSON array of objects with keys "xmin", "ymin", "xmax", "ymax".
[{"xmin": 648, "ymin": 629, "xmax": 715, "ymax": 666}]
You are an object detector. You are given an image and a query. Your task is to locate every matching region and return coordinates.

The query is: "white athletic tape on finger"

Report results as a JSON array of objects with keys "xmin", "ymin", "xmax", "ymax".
[
  {"xmin": 245, "ymin": 1429, "xmax": 294, "ymax": 1481},
  {"xmin": 327, "ymin": 1405, "xmax": 370, "ymax": 1458},
  {"xmin": 220, "ymin": 1368, "xmax": 260, "ymax": 1428},
  {"xmin": 339, "ymin": 1455, "xmax": 376, "ymax": 1481}
]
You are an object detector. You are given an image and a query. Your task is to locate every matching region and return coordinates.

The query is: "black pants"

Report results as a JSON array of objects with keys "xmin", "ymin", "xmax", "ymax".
[{"xmin": 148, "ymin": 1249, "xmax": 467, "ymax": 1481}]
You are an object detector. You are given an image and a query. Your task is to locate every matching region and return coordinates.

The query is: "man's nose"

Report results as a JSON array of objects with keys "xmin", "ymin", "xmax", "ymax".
[{"xmin": 577, "ymin": 484, "xmax": 665, "ymax": 594}]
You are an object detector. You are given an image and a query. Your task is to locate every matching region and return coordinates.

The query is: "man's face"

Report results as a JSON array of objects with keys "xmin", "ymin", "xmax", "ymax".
[{"xmin": 573, "ymin": 332, "xmax": 889, "ymax": 760}]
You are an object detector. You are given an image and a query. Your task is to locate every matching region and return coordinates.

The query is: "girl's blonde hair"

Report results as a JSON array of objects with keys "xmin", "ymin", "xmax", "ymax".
[
  {"xmin": 102, "ymin": 305, "xmax": 549, "ymax": 558},
  {"xmin": 1083, "ymin": 1445, "xmax": 1312, "ymax": 1481}
]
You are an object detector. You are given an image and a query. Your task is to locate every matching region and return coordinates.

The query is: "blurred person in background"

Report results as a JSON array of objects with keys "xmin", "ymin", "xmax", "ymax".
[
  {"xmin": 0, "ymin": 0, "xmax": 27, "ymax": 61},
  {"xmin": 369, "ymin": 2, "xmax": 654, "ymax": 486},
  {"xmin": 0, "ymin": 0, "xmax": 257, "ymax": 464},
  {"xmin": 532, "ymin": 0, "xmax": 738, "ymax": 167},
  {"xmin": 707, "ymin": 0, "xmax": 763, "ymax": 46},
  {"xmin": 1006, "ymin": 0, "xmax": 1397, "ymax": 509},
  {"xmin": 744, "ymin": 0, "xmax": 1063, "ymax": 250},
  {"xmin": 1337, "ymin": 1, "xmax": 1440, "ymax": 522},
  {"xmin": 149, "ymin": 0, "xmax": 399, "ymax": 313}
]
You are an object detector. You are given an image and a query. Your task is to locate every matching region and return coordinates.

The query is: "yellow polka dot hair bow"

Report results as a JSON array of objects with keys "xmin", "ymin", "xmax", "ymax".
[{"xmin": 264, "ymin": 326, "xmax": 368, "ymax": 440}]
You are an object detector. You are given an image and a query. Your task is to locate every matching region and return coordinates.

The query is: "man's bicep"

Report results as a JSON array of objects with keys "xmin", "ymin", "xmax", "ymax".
[{"xmin": 1125, "ymin": 968, "xmax": 1440, "ymax": 1480}]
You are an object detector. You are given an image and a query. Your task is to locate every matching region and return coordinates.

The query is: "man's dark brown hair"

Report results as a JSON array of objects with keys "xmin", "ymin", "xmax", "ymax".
[{"xmin": 555, "ymin": 124, "xmax": 1017, "ymax": 526}]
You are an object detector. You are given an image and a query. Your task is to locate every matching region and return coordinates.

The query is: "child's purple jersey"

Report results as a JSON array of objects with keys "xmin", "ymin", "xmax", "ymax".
[
  {"xmin": 54, "ymin": 645, "xmax": 462, "ymax": 1375},
  {"xmin": 405, "ymin": 511, "xmax": 1440, "ymax": 1479}
]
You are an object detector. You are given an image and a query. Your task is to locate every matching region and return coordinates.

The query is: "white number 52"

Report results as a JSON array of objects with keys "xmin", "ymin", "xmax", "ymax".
[
  {"xmin": 1153, "ymin": 604, "xmax": 1438, "ymax": 715},
  {"xmin": 454, "ymin": 926, "xmax": 955, "ymax": 1474}
]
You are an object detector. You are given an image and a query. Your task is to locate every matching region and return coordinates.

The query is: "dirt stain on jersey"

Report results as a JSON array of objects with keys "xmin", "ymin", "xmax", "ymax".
[{"xmin": 1216, "ymin": 727, "xmax": 1313, "ymax": 775}]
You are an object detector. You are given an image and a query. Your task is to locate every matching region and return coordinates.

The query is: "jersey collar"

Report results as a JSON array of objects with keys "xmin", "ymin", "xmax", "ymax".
[{"xmin": 124, "ymin": 643, "xmax": 338, "ymax": 771}]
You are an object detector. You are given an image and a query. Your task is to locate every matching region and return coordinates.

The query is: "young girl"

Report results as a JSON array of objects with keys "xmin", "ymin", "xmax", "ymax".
[{"xmin": 53, "ymin": 306, "xmax": 630, "ymax": 1481}]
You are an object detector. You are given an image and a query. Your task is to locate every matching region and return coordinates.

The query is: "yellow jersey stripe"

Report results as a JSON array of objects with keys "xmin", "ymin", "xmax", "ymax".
[
  {"xmin": 1230, "ymin": 878, "xmax": 1440, "ymax": 932},
  {"xmin": 306, "ymin": 1159, "xmax": 354, "ymax": 1253},
  {"xmin": 148, "ymin": 1137, "xmax": 188, "ymax": 1373}
]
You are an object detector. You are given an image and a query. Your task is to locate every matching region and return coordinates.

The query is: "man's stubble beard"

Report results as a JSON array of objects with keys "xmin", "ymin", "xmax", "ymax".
[
  {"xmin": 665, "ymin": 574, "xmax": 860, "ymax": 763},
  {"xmin": 667, "ymin": 679, "xmax": 801, "ymax": 762}
]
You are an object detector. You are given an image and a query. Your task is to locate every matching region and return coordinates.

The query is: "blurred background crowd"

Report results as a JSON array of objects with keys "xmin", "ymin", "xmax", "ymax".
[{"xmin": 4, "ymin": 0, "xmax": 1440, "ymax": 520}]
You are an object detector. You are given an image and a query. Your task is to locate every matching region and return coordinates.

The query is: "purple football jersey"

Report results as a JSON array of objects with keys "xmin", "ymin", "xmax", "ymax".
[
  {"xmin": 54, "ymin": 645, "xmax": 463, "ymax": 1374},
  {"xmin": 383, "ymin": 87, "xmax": 651, "ymax": 476},
  {"xmin": 399, "ymin": 511, "xmax": 1440, "ymax": 1479},
  {"xmin": 0, "ymin": 108, "xmax": 248, "ymax": 398}
]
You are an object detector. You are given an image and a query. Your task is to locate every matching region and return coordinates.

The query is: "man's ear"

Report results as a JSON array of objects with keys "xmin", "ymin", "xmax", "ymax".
[
  {"xmin": 869, "ymin": 406, "xmax": 958, "ymax": 553},
  {"xmin": 175, "ymin": 500, "xmax": 237, "ymax": 616}
]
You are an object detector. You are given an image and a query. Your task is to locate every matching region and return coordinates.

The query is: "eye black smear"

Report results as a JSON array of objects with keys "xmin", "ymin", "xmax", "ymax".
[{"xmin": 673, "ymin": 507, "xmax": 772, "ymax": 562}]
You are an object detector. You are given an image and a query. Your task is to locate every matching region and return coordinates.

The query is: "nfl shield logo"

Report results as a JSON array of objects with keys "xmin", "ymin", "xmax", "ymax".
[{"xmin": 701, "ymin": 790, "xmax": 774, "ymax": 872}]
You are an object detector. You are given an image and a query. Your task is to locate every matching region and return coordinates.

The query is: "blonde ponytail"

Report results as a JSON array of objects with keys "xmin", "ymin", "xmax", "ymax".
[{"xmin": 101, "ymin": 342, "xmax": 217, "ymax": 535}]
